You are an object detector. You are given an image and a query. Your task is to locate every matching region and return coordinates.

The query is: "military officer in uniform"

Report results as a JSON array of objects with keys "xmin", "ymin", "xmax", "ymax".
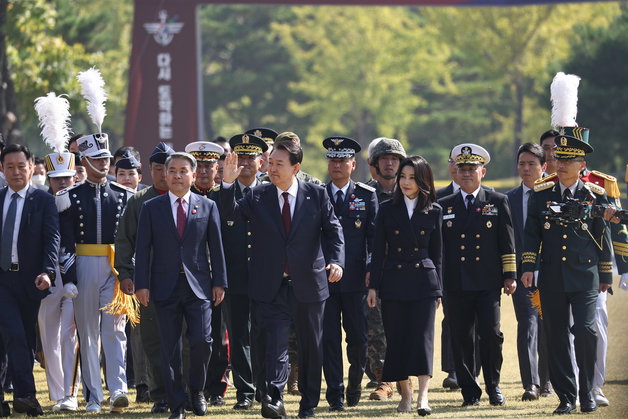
[
  {"xmin": 184, "ymin": 141, "xmax": 230, "ymax": 406},
  {"xmin": 209, "ymin": 133, "xmax": 267, "ymax": 410},
  {"xmin": 114, "ymin": 142, "xmax": 175, "ymax": 413},
  {"xmin": 56, "ymin": 133, "xmax": 135, "ymax": 414},
  {"xmin": 438, "ymin": 143, "xmax": 516, "ymax": 408},
  {"xmin": 322, "ymin": 137, "xmax": 377, "ymax": 411},
  {"xmin": 521, "ymin": 133, "xmax": 613, "ymax": 415},
  {"xmin": 365, "ymin": 137, "xmax": 407, "ymax": 401},
  {"xmin": 244, "ymin": 128, "xmax": 277, "ymax": 179}
]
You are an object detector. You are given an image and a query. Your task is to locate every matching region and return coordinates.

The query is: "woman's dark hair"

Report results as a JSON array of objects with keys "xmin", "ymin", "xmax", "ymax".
[
  {"xmin": 272, "ymin": 138, "xmax": 303, "ymax": 165},
  {"xmin": 392, "ymin": 156, "xmax": 436, "ymax": 210}
]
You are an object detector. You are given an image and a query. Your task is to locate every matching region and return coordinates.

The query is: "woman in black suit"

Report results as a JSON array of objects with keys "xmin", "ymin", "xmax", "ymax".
[{"xmin": 367, "ymin": 156, "xmax": 442, "ymax": 416}]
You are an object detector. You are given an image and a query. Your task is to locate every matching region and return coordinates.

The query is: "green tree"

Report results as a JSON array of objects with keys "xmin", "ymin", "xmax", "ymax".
[{"xmin": 272, "ymin": 6, "xmax": 451, "ymax": 180}]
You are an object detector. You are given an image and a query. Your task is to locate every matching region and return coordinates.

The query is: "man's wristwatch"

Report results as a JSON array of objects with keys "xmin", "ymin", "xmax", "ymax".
[{"xmin": 46, "ymin": 270, "xmax": 56, "ymax": 281}]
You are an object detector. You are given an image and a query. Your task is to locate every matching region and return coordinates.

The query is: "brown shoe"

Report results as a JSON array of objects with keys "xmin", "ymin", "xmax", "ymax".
[
  {"xmin": 396, "ymin": 378, "xmax": 414, "ymax": 394},
  {"xmin": 369, "ymin": 382, "xmax": 394, "ymax": 400},
  {"xmin": 288, "ymin": 363, "xmax": 300, "ymax": 395},
  {"xmin": 521, "ymin": 384, "xmax": 539, "ymax": 401}
]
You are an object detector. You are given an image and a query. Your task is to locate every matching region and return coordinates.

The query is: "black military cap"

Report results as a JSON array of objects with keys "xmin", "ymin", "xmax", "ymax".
[
  {"xmin": 149, "ymin": 142, "xmax": 175, "ymax": 164},
  {"xmin": 115, "ymin": 150, "xmax": 141, "ymax": 170},
  {"xmin": 553, "ymin": 134, "xmax": 593, "ymax": 160},
  {"xmin": 323, "ymin": 136, "xmax": 361, "ymax": 159},
  {"xmin": 229, "ymin": 134, "xmax": 268, "ymax": 156},
  {"xmin": 245, "ymin": 128, "xmax": 278, "ymax": 147}
]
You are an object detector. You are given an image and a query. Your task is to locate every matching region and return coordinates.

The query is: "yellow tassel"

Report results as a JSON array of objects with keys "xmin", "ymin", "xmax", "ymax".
[
  {"xmin": 529, "ymin": 288, "xmax": 543, "ymax": 320},
  {"xmin": 102, "ymin": 280, "xmax": 141, "ymax": 326}
]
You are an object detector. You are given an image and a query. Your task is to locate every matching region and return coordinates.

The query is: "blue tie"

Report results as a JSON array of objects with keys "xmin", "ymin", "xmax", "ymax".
[{"xmin": 0, "ymin": 193, "xmax": 19, "ymax": 271}]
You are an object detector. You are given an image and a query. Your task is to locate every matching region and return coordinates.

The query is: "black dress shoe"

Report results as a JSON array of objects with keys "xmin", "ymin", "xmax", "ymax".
[
  {"xmin": 346, "ymin": 390, "xmax": 361, "ymax": 407},
  {"xmin": 540, "ymin": 382, "xmax": 553, "ymax": 397},
  {"xmin": 329, "ymin": 401, "xmax": 344, "ymax": 411},
  {"xmin": 298, "ymin": 407, "xmax": 315, "ymax": 418},
  {"xmin": 417, "ymin": 406, "xmax": 432, "ymax": 416},
  {"xmin": 209, "ymin": 395, "xmax": 225, "ymax": 406},
  {"xmin": 233, "ymin": 399, "xmax": 253, "ymax": 410},
  {"xmin": 553, "ymin": 400, "xmax": 576, "ymax": 415},
  {"xmin": 0, "ymin": 401, "xmax": 10, "ymax": 418},
  {"xmin": 261, "ymin": 399, "xmax": 286, "ymax": 418},
  {"xmin": 579, "ymin": 392, "xmax": 597, "ymax": 413},
  {"xmin": 365, "ymin": 379, "xmax": 378, "ymax": 389},
  {"xmin": 136, "ymin": 384, "xmax": 151, "ymax": 403},
  {"xmin": 191, "ymin": 391, "xmax": 207, "ymax": 416},
  {"xmin": 487, "ymin": 386, "xmax": 505, "ymax": 406},
  {"xmin": 169, "ymin": 406, "xmax": 186, "ymax": 419},
  {"xmin": 13, "ymin": 395, "xmax": 44, "ymax": 416},
  {"xmin": 461, "ymin": 398, "xmax": 480, "ymax": 407},
  {"xmin": 152, "ymin": 400, "xmax": 170, "ymax": 413},
  {"xmin": 522, "ymin": 385, "xmax": 539, "ymax": 401}
]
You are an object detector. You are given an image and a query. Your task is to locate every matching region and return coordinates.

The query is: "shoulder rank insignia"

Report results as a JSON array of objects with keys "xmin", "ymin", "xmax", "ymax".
[
  {"xmin": 534, "ymin": 181, "xmax": 555, "ymax": 192},
  {"xmin": 54, "ymin": 184, "xmax": 80, "ymax": 213},
  {"xmin": 584, "ymin": 182, "xmax": 605, "ymax": 196},
  {"xmin": 110, "ymin": 181, "xmax": 136, "ymax": 194},
  {"xmin": 355, "ymin": 181, "xmax": 376, "ymax": 193},
  {"xmin": 588, "ymin": 170, "xmax": 620, "ymax": 198},
  {"xmin": 212, "ymin": 184, "xmax": 221, "ymax": 192},
  {"xmin": 535, "ymin": 172, "xmax": 557, "ymax": 186}
]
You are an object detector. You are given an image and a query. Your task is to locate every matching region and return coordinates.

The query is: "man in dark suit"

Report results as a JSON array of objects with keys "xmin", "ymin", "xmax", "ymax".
[
  {"xmin": 220, "ymin": 137, "xmax": 345, "ymax": 419},
  {"xmin": 322, "ymin": 137, "xmax": 377, "ymax": 411},
  {"xmin": 135, "ymin": 152, "xmax": 228, "ymax": 419},
  {"xmin": 506, "ymin": 143, "xmax": 549, "ymax": 401},
  {"xmin": 521, "ymin": 133, "xmax": 613, "ymax": 414},
  {"xmin": 209, "ymin": 134, "xmax": 267, "ymax": 410},
  {"xmin": 0, "ymin": 144, "xmax": 60, "ymax": 416},
  {"xmin": 438, "ymin": 143, "xmax": 516, "ymax": 408}
]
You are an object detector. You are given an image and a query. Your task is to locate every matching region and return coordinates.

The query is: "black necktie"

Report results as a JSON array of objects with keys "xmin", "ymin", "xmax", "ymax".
[
  {"xmin": 563, "ymin": 188, "xmax": 572, "ymax": 202},
  {"xmin": 465, "ymin": 194, "xmax": 474, "ymax": 213},
  {"xmin": 243, "ymin": 186, "xmax": 250, "ymax": 195},
  {"xmin": 335, "ymin": 190, "xmax": 344, "ymax": 207},
  {"xmin": 282, "ymin": 192, "xmax": 291, "ymax": 275},
  {"xmin": 0, "ymin": 192, "xmax": 19, "ymax": 271}
]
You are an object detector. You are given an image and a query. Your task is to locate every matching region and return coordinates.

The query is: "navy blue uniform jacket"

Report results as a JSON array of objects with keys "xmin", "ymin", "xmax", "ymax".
[
  {"xmin": 134, "ymin": 193, "xmax": 228, "ymax": 302},
  {"xmin": 0, "ymin": 186, "xmax": 60, "ymax": 300},
  {"xmin": 369, "ymin": 200, "xmax": 443, "ymax": 300},
  {"xmin": 219, "ymin": 179, "xmax": 345, "ymax": 304}
]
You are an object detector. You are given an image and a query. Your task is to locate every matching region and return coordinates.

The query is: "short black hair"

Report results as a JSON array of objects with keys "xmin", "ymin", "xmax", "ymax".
[
  {"xmin": 517, "ymin": 142, "xmax": 546, "ymax": 165},
  {"xmin": 68, "ymin": 134, "xmax": 83, "ymax": 149},
  {"xmin": 273, "ymin": 138, "xmax": 303, "ymax": 165},
  {"xmin": 34, "ymin": 156, "xmax": 45, "ymax": 166},
  {"xmin": 0, "ymin": 133, "xmax": 5, "ymax": 153},
  {"xmin": 114, "ymin": 146, "xmax": 141, "ymax": 162},
  {"xmin": 539, "ymin": 129, "xmax": 559, "ymax": 145},
  {"xmin": 0, "ymin": 143, "xmax": 32, "ymax": 164}
]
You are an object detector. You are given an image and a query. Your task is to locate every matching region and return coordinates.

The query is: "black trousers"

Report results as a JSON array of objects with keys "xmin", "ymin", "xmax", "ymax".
[
  {"xmin": 512, "ymin": 279, "xmax": 540, "ymax": 388},
  {"xmin": 446, "ymin": 289, "xmax": 504, "ymax": 401},
  {"xmin": 0, "ymin": 271, "xmax": 40, "ymax": 398},
  {"xmin": 222, "ymin": 293, "xmax": 254, "ymax": 402},
  {"xmin": 322, "ymin": 292, "xmax": 367, "ymax": 404},
  {"xmin": 153, "ymin": 276, "xmax": 213, "ymax": 411},
  {"xmin": 441, "ymin": 293, "xmax": 481, "ymax": 376},
  {"xmin": 257, "ymin": 282, "xmax": 325, "ymax": 411},
  {"xmin": 139, "ymin": 300, "xmax": 167, "ymax": 402},
  {"xmin": 250, "ymin": 300, "xmax": 267, "ymax": 399},
  {"xmin": 204, "ymin": 304, "xmax": 228, "ymax": 397},
  {"xmin": 540, "ymin": 288, "xmax": 597, "ymax": 404}
]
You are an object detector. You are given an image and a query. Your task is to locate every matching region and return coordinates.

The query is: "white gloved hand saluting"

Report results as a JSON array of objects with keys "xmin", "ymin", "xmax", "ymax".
[{"xmin": 63, "ymin": 283, "xmax": 79, "ymax": 299}]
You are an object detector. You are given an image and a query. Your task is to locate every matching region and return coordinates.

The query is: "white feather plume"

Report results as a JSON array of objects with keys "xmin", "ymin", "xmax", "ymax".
[
  {"xmin": 34, "ymin": 92, "xmax": 72, "ymax": 153},
  {"xmin": 550, "ymin": 72, "xmax": 580, "ymax": 127},
  {"xmin": 76, "ymin": 67, "xmax": 107, "ymax": 133}
]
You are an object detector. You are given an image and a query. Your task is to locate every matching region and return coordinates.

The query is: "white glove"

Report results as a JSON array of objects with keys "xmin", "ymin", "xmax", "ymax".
[
  {"xmin": 533, "ymin": 270, "xmax": 539, "ymax": 287},
  {"xmin": 63, "ymin": 283, "xmax": 79, "ymax": 299},
  {"xmin": 619, "ymin": 273, "xmax": 628, "ymax": 291}
]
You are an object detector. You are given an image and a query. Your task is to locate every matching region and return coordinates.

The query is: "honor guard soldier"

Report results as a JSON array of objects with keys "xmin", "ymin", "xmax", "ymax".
[
  {"xmin": 209, "ymin": 134, "xmax": 268, "ymax": 410},
  {"xmin": 438, "ymin": 143, "xmax": 516, "ymax": 408},
  {"xmin": 365, "ymin": 137, "xmax": 407, "ymax": 401},
  {"xmin": 56, "ymin": 133, "xmax": 135, "ymax": 414},
  {"xmin": 533, "ymin": 72, "xmax": 628, "ymax": 407},
  {"xmin": 185, "ymin": 141, "xmax": 230, "ymax": 406},
  {"xmin": 115, "ymin": 150, "xmax": 142, "ymax": 191},
  {"xmin": 244, "ymin": 127, "xmax": 277, "ymax": 179},
  {"xmin": 114, "ymin": 142, "xmax": 175, "ymax": 413},
  {"xmin": 322, "ymin": 137, "xmax": 377, "ymax": 411},
  {"xmin": 521, "ymin": 133, "xmax": 613, "ymax": 415},
  {"xmin": 39, "ymin": 150, "xmax": 81, "ymax": 412}
]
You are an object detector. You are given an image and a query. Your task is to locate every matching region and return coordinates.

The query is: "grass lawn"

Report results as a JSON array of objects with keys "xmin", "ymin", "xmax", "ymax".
[{"xmin": 24, "ymin": 273, "xmax": 628, "ymax": 417}]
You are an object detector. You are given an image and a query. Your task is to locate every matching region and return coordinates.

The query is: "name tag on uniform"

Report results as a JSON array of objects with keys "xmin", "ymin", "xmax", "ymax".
[{"xmin": 443, "ymin": 214, "xmax": 456, "ymax": 220}]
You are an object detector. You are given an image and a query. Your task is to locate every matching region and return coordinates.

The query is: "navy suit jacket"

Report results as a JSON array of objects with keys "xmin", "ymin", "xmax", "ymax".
[
  {"xmin": 134, "ymin": 192, "xmax": 227, "ymax": 302},
  {"xmin": 219, "ymin": 179, "xmax": 345, "ymax": 304},
  {"xmin": 0, "ymin": 186, "xmax": 60, "ymax": 300},
  {"xmin": 505, "ymin": 184, "xmax": 525, "ymax": 271}
]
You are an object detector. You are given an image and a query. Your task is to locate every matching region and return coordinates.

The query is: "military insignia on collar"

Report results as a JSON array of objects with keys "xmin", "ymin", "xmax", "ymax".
[{"xmin": 331, "ymin": 138, "xmax": 343, "ymax": 146}]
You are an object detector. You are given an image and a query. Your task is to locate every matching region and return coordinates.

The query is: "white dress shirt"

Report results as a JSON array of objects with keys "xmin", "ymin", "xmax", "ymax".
[
  {"xmin": 330, "ymin": 181, "xmax": 350, "ymax": 205},
  {"xmin": 169, "ymin": 191, "xmax": 190, "ymax": 229},
  {"xmin": 2, "ymin": 185, "xmax": 29, "ymax": 263},
  {"xmin": 277, "ymin": 178, "xmax": 299, "ymax": 219},
  {"xmin": 451, "ymin": 180, "xmax": 461, "ymax": 194},
  {"xmin": 237, "ymin": 179, "xmax": 257, "ymax": 193},
  {"xmin": 460, "ymin": 186, "xmax": 481, "ymax": 208},
  {"xmin": 403, "ymin": 195, "xmax": 418, "ymax": 219},
  {"xmin": 559, "ymin": 182, "xmax": 577, "ymax": 198}
]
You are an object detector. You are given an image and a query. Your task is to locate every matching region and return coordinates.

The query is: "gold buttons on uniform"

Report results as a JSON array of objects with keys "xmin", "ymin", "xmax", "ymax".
[
  {"xmin": 397, "ymin": 265, "xmax": 402, "ymax": 269},
  {"xmin": 247, "ymin": 244, "xmax": 251, "ymax": 248},
  {"xmin": 476, "ymin": 257, "xmax": 480, "ymax": 261},
  {"xmin": 562, "ymin": 246, "xmax": 566, "ymax": 250},
  {"xmin": 476, "ymin": 245, "xmax": 480, "ymax": 249},
  {"xmin": 461, "ymin": 234, "xmax": 466, "ymax": 239},
  {"xmin": 563, "ymin": 235, "xmax": 567, "ymax": 239},
  {"xmin": 420, "ymin": 231, "xmax": 425, "ymax": 236},
  {"xmin": 247, "ymin": 257, "xmax": 251, "ymax": 261},
  {"xmin": 415, "ymin": 263, "xmax": 420, "ymax": 268},
  {"xmin": 476, "ymin": 234, "xmax": 480, "ymax": 238},
  {"xmin": 247, "ymin": 232, "xmax": 251, "ymax": 236},
  {"xmin": 562, "ymin": 257, "xmax": 566, "ymax": 261},
  {"xmin": 460, "ymin": 245, "xmax": 465, "ymax": 250},
  {"xmin": 414, "ymin": 248, "xmax": 419, "ymax": 251},
  {"xmin": 397, "ymin": 248, "xmax": 402, "ymax": 252},
  {"xmin": 395, "ymin": 230, "xmax": 399, "ymax": 235},
  {"xmin": 461, "ymin": 257, "xmax": 465, "ymax": 261}
]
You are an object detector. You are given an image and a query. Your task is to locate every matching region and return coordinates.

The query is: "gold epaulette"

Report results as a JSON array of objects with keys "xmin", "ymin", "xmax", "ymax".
[
  {"xmin": 535, "ymin": 173, "xmax": 557, "ymax": 186},
  {"xmin": 585, "ymin": 182, "xmax": 605, "ymax": 196},
  {"xmin": 534, "ymin": 181, "xmax": 554, "ymax": 192},
  {"xmin": 591, "ymin": 170, "xmax": 620, "ymax": 199},
  {"xmin": 212, "ymin": 184, "xmax": 221, "ymax": 192}
]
